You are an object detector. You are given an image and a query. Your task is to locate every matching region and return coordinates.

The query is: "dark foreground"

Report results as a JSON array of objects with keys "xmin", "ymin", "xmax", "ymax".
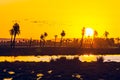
[
  {"xmin": 0, "ymin": 59, "xmax": 120, "ymax": 80},
  {"xmin": 0, "ymin": 47, "xmax": 120, "ymax": 56}
]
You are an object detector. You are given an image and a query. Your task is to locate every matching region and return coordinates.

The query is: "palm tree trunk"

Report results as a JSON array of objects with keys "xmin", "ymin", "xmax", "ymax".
[
  {"xmin": 10, "ymin": 35, "xmax": 13, "ymax": 48},
  {"xmin": 13, "ymin": 34, "xmax": 16, "ymax": 48},
  {"xmin": 54, "ymin": 38, "xmax": 56, "ymax": 47},
  {"xmin": 80, "ymin": 36, "xmax": 84, "ymax": 48},
  {"xmin": 40, "ymin": 40, "xmax": 42, "ymax": 47},
  {"xmin": 60, "ymin": 37, "xmax": 63, "ymax": 47}
]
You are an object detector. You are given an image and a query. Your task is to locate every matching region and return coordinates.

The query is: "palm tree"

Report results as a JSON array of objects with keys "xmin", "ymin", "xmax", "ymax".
[
  {"xmin": 12, "ymin": 23, "xmax": 20, "ymax": 48},
  {"xmin": 44, "ymin": 32, "xmax": 48, "ymax": 37},
  {"xmin": 93, "ymin": 30, "xmax": 98, "ymax": 39},
  {"xmin": 60, "ymin": 30, "xmax": 65, "ymax": 46},
  {"xmin": 116, "ymin": 37, "xmax": 120, "ymax": 47},
  {"xmin": 40, "ymin": 34, "xmax": 44, "ymax": 47},
  {"xmin": 9, "ymin": 29, "xmax": 14, "ymax": 48},
  {"xmin": 80, "ymin": 27, "xmax": 85, "ymax": 47},
  {"xmin": 29, "ymin": 38, "xmax": 32, "ymax": 48},
  {"xmin": 40, "ymin": 34, "xmax": 44, "ymax": 40},
  {"xmin": 92, "ymin": 30, "xmax": 98, "ymax": 48},
  {"xmin": 104, "ymin": 31, "xmax": 109, "ymax": 39},
  {"xmin": 54, "ymin": 35, "xmax": 57, "ymax": 46},
  {"xmin": 44, "ymin": 32, "xmax": 48, "ymax": 46}
]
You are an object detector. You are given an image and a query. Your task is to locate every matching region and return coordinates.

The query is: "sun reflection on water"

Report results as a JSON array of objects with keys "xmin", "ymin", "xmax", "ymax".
[
  {"xmin": 3, "ymin": 78, "xmax": 13, "ymax": 80},
  {"xmin": 80, "ymin": 55, "xmax": 97, "ymax": 62},
  {"xmin": 0, "ymin": 55, "xmax": 96, "ymax": 62},
  {"xmin": 0, "ymin": 54, "xmax": 120, "ymax": 62}
]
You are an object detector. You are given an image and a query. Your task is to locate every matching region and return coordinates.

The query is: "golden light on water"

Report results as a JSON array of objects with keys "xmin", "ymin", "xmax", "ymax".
[
  {"xmin": 80, "ymin": 55, "xmax": 96, "ymax": 62},
  {"xmin": 0, "ymin": 55, "xmax": 97, "ymax": 62},
  {"xmin": 0, "ymin": 56, "xmax": 15, "ymax": 62},
  {"xmin": 0, "ymin": 56, "xmax": 51, "ymax": 62},
  {"xmin": 8, "ymin": 71, "xmax": 15, "ymax": 75},
  {"xmin": 0, "ymin": 55, "xmax": 119, "ymax": 62},
  {"xmin": 3, "ymin": 78, "xmax": 13, "ymax": 80}
]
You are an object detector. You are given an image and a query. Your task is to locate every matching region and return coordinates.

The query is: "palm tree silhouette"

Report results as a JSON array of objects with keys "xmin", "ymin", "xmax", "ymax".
[
  {"xmin": 93, "ymin": 30, "xmax": 98, "ymax": 38},
  {"xmin": 80, "ymin": 27, "xmax": 85, "ymax": 47},
  {"xmin": 116, "ymin": 37, "xmax": 120, "ymax": 47},
  {"xmin": 104, "ymin": 31, "xmax": 109, "ymax": 39},
  {"xmin": 54, "ymin": 35, "xmax": 57, "ymax": 46},
  {"xmin": 29, "ymin": 38, "xmax": 32, "ymax": 48},
  {"xmin": 40, "ymin": 34, "xmax": 44, "ymax": 40},
  {"xmin": 40, "ymin": 34, "xmax": 44, "ymax": 47},
  {"xmin": 44, "ymin": 32, "xmax": 48, "ymax": 37},
  {"xmin": 44, "ymin": 32, "xmax": 48, "ymax": 46},
  {"xmin": 92, "ymin": 30, "xmax": 98, "ymax": 48},
  {"xmin": 60, "ymin": 30, "xmax": 65, "ymax": 46},
  {"xmin": 9, "ymin": 29, "xmax": 14, "ymax": 48},
  {"xmin": 10, "ymin": 23, "xmax": 20, "ymax": 48}
]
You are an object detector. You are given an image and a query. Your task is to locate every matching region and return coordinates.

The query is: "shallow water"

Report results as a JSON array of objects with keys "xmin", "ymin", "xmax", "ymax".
[{"xmin": 0, "ymin": 54, "xmax": 120, "ymax": 62}]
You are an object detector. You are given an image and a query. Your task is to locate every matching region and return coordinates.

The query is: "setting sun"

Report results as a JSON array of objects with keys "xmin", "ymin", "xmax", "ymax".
[
  {"xmin": 85, "ymin": 28, "xmax": 94, "ymax": 37},
  {"xmin": 0, "ymin": 0, "xmax": 120, "ymax": 39}
]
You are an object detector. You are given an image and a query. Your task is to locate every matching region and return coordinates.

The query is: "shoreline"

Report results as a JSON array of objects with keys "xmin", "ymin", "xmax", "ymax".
[{"xmin": 0, "ymin": 47, "xmax": 120, "ymax": 56}]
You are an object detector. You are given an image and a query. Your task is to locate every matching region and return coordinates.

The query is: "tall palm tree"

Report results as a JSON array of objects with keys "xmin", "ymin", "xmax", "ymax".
[
  {"xmin": 10, "ymin": 29, "xmax": 14, "ymax": 48},
  {"xmin": 104, "ymin": 31, "xmax": 109, "ymax": 39},
  {"xmin": 54, "ymin": 35, "xmax": 57, "ymax": 46},
  {"xmin": 60, "ymin": 30, "xmax": 65, "ymax": 46},
  {"xmin": 92, "ymin": 30, "xmax": 98, "ymax": 48},
  {"xmin": 40, "ymin": 34, "xmax": 44, "ymax": 47},
  {"xmin": 44, "ymin": 32, "xmax": 48, "ymax": 47},
  {"xmin": 12, "ymin": 23, "xmax": 20, "ymax": 48},
  {"xmin": 80, "ymin": 27, "xmax": 85, "ymax": 47},
  {"xmin": 93, "ymin": 30, "xmax": 98, "ymax": 38}
]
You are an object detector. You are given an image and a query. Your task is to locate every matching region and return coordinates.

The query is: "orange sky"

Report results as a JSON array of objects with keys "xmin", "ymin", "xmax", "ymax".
[{"xmin": 0, "ymin": 0, "xmax": 120, "ymax": 39}]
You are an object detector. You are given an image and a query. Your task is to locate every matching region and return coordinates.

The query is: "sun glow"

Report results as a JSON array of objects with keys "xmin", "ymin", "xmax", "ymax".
[
  {"xmin": 0, "ymin": 0, "xmax": 120, "ymax": 39},
  {"xmin": 85, "ymin": 28, "xmax": 94, "ymax": 37}
]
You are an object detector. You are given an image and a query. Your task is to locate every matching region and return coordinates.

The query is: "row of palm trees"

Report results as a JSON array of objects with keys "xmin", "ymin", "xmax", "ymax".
[
  {"xmin": 80, "ymin": 27, "xmax": 110, "ymax": 47},
  {"xmin": 39, "ymin": 30, "xmax": 66, "ymax": 47},
  {"xmin": 9, "ymin": 23, "xmax": 110, "ymax": 48},
  {"xmin": 9, "ymin": 23, "xmax": 66, "ymax": 48}
]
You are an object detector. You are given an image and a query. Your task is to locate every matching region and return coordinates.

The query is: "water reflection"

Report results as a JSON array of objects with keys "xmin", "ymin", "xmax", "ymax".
[
  {"xmin": 3, "ymin": 78, "xmax": 12, "ymax": 80},
  {"xmin": 72, "ymin": 73, "xmax": 82, "ymax": 79},
  {"xmin": 104, "ymin": 55, "xmax": 120, "ymax": 62},
  {"xmin": 80, "ymin": 55, "xmax": 96, "ymax": 62},
  {"xmin": 0, "ymin": 54, "xmax": 120, "ymax": 62},
  {"xmin": 8, "ymin": 71, "xmax": 15, "ymax": 75}
]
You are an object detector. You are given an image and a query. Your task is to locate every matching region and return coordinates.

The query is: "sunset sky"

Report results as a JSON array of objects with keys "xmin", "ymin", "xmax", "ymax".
[{"xmin": 0, "ymin": 0, "xmax": 120, "ymax": 39}]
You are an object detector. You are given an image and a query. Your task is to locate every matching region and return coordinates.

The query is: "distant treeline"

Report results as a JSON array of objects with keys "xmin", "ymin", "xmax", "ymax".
[{"xmin": 0, "ymin": 37, "xmax": 120, "ymax": 48}]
